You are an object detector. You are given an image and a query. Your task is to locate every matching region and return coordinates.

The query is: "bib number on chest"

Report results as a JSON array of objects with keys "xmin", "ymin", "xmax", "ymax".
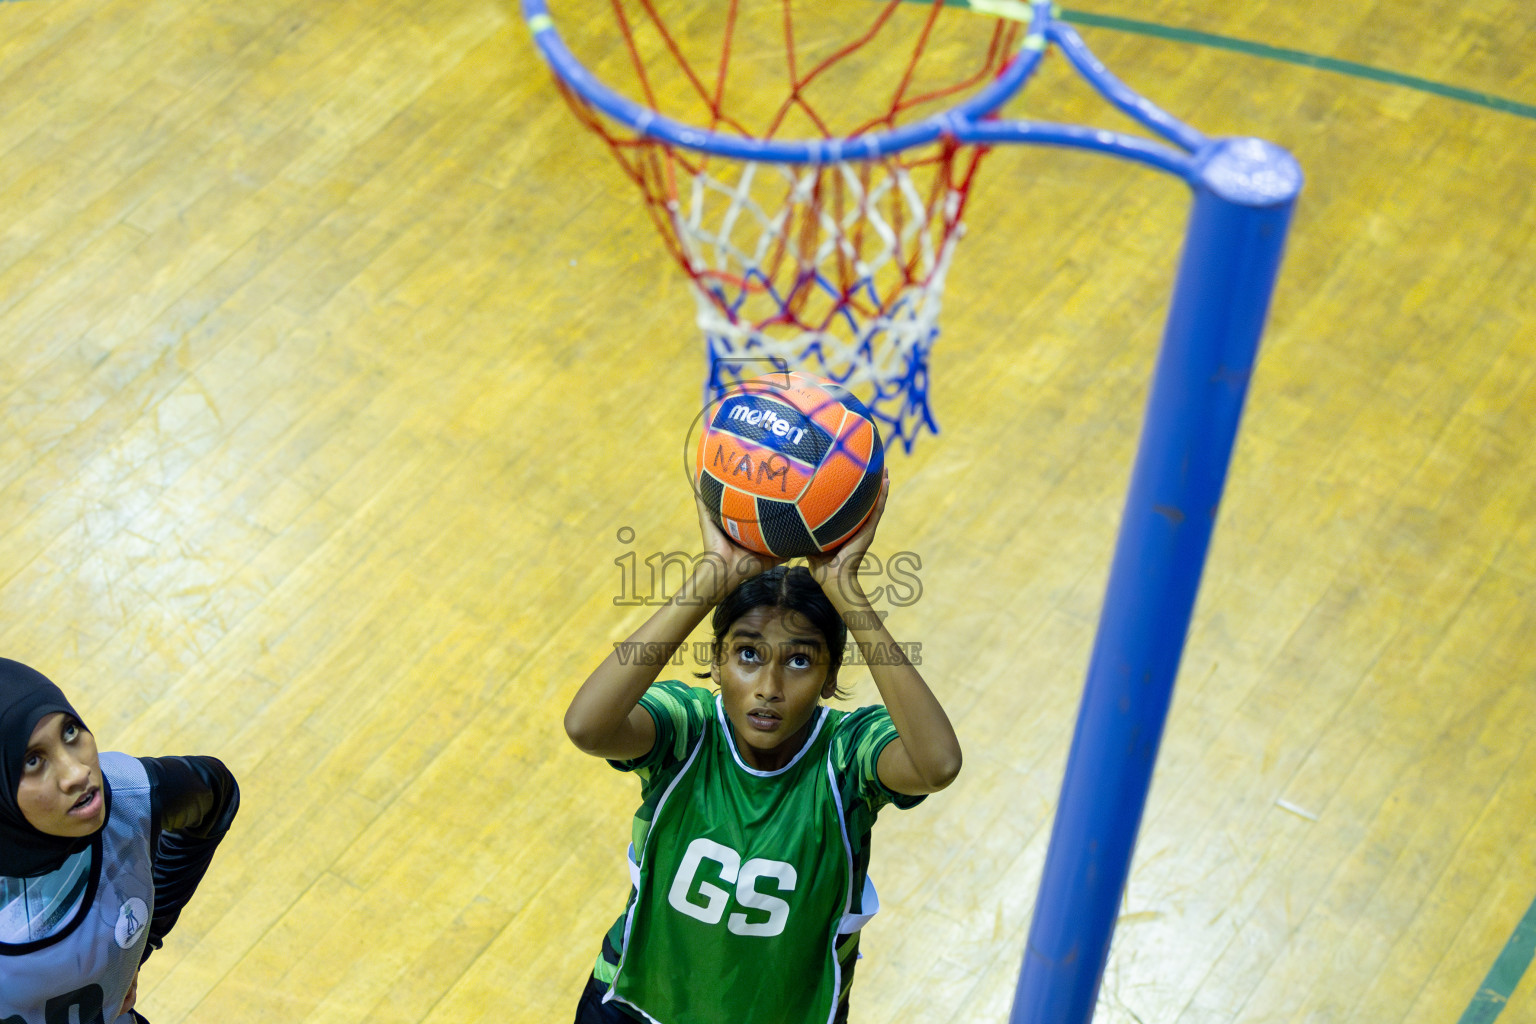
[
  {"xmin": 666, "ymin": 837, "xmax": 797, "ymax": 938},
  {"xmin": 2, "ymin": 986, "xmax": 106, "ymax": 1024}
]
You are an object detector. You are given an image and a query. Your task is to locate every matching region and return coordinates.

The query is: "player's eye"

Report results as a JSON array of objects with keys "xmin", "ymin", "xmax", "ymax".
[
  {"xmin": 787, "ymin": 653, "xmax": 812, "ymax": 670},
  {"xmin": 737, "ymin": 645, "xmax": 761, "ymax": 663},
  {"xmin": 23, "ymin": 752, "xmax": 42, "ymax": 773},
  {"xmin": 62, "ymin": 722, "xmax": 79, "ymax": 742}
]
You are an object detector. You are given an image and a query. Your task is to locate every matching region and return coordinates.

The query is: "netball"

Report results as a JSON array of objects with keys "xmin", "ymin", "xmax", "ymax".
[{"xmin": 693, "ymin": 372, "xmax": 885, "ymax": 558}]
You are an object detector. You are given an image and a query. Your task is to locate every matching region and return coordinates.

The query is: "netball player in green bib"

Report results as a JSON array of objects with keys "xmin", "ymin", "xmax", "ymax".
[{"xmin": 566, "ymin": 473, "xmax": 961, "ymax": 1024}]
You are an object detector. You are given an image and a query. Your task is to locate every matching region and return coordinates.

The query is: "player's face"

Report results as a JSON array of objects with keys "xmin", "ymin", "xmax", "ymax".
[
  {"xmin": 713, "ymin": 606, "xmax": 837, "ymax": 772},
  {"xmin": 16, "ymin": 712, "xmax": 106, "ymax": 838}
]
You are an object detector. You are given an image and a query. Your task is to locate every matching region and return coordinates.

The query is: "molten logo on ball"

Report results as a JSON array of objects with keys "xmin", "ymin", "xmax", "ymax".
[{"xmin": 724, "ymin": 402, "xmax": 808, "ymax": 445}]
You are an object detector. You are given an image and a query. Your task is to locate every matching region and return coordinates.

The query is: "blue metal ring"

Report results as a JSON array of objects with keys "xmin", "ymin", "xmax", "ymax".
[{"xmin": 522, "ymin": 0, "xmax": 1199, "ymax": 177}]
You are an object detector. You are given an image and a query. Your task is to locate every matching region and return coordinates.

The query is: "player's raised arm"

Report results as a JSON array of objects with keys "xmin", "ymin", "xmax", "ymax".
[
  {"xmin": 810, "ymin": 473, "xmax": 962, "ymax": 795},
  {"xmin": 563, "ymin": 497, "xmax": 781, "ymax": 761}
]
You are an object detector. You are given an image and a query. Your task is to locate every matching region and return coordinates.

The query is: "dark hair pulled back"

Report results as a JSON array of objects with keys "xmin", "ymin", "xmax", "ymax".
[{"xmin": 703, "ymin": 565, "xmax": 850, "ymax": 699}]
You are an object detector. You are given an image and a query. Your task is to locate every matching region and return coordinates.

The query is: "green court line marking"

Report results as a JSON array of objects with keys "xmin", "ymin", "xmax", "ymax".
[
  {"xmin": 909, "ymin": 1, "xmax": 1536, "ymax": 120},
  {"xmin": 1056, "ymin": 8, "xmax": 1536, "ymax": 121},
  {"xmin": 1458, "ymin": 893, "xmax": 1536, "ymax": 1024}
]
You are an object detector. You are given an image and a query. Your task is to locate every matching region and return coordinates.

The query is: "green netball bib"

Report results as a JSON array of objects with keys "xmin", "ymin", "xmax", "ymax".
[{"xmin": 610, "ymin": 700, "xmax": 852, "ymax": 1024}]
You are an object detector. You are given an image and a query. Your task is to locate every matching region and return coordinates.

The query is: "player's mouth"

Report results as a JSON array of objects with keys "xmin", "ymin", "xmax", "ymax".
[
  {"xmin": 68, "ymin": 786, "xmax": 101, "ymax": 819},
  {"xmin": 745, "ymin": 708, "xmax": 782, "ymax": 732}
]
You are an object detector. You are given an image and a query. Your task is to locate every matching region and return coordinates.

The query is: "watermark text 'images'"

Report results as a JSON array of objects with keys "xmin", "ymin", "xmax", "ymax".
[{"xmin": 612, "ymin": 528, "xmax": 923, "ymax": 608}]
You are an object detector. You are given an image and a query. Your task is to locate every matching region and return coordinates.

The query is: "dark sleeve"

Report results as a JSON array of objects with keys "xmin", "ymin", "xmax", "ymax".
[{"xmin": 137, "ymin": 755, "xmax": 240, "ymax": 963}]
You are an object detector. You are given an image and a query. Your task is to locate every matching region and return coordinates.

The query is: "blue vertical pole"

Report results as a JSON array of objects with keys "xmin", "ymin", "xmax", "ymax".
[{"xmin": 1010, "ymin": 137, "xmax": 1303, "ymax": 1024}]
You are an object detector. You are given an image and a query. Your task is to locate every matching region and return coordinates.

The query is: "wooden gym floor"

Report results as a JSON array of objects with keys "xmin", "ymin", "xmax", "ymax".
[{"xmin": 2, "ymin": 0, "xmax": 1533, "ymax": 1021}]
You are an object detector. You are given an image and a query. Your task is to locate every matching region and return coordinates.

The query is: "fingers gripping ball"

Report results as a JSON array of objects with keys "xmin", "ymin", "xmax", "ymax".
[{"xmin": 694, "ymin": 373, "xmax": 885, "ymax": 558}]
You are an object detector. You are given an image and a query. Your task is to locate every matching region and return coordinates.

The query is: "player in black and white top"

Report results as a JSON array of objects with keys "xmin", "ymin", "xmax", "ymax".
[{"xmin": 0, "ymin": 658, "xmax": 239, "ymax": 1024}]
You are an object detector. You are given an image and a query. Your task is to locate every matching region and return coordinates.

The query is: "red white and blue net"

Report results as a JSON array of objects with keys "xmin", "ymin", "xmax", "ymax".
[{"xmin": 540, "ymin": 0, "xmax": 1026, "ymax": 450}]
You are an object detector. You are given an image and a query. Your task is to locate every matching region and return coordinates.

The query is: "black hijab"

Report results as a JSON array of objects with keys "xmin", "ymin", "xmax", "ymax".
[{"xmin": 0, "ymin": 659, "xmax": 108, "ymax": 879}]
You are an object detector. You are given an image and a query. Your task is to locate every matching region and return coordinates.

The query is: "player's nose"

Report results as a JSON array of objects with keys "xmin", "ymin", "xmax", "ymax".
[
  {"xmin": 755, "ymin": 669, "xmax": 785, "ymax": 701},
  {"xmin": 60, "ymin": 754, "xmax": 91, "ymax": 792}
]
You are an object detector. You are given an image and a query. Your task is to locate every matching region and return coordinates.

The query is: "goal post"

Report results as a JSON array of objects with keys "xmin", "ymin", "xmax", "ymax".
[{"xmin": 1010, "ymin": 136, "xmax": 1301, "ymax": 1024}]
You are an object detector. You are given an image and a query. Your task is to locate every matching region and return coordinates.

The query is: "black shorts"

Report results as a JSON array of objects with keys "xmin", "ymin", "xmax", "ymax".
[{"xmin": 574, "ymin": 974, "xmax": 644, "ymax": 1023}]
